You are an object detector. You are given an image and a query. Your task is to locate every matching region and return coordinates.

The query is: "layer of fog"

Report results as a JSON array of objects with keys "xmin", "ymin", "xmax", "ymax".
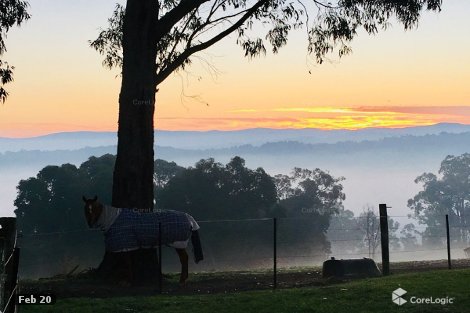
[{"xmin": 0, "ymin": 151, "xmax": 441, "ymax": 217}]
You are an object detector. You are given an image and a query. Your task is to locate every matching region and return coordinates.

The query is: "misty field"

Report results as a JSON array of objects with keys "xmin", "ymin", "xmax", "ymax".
[{"xmin": 21, "ymin": 268, "xmax": 470, "ymax": 313}]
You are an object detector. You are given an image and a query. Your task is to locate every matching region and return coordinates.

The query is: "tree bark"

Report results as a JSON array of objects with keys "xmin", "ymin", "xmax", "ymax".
[
  {"xmin": 99, "ymin": 0, "xmax": 160, "ymax": 285},
  {"xmin": 113, "ymin": 0, "xmax": 158, "ymax": 211}
]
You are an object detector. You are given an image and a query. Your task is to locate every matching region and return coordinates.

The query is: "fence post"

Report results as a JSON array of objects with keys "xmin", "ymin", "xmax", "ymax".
[
  {"xmin": 379, "ymin": 204, "xmax": 390, "ymax": 276},
  {"xmin": 0, "ymin": 218, "xmax": 16, "ymax": 262},
  {"xmin": 158, "ymin": 222, "xmax": 162, "ymax": 293},
  {"xmin": 3, "ymin": 248, "xmax": 20, "ymax": 313},
  {"xmin": 446, "ymin": 214, "xmax": 451, "ymax": 270},
  {"xmin": 0, "ymin": 217, "xmax": 17, "ymax": 311},
  {"xmin": 273, "ymin": 217, "xmax": 277, "ymax": 290}
]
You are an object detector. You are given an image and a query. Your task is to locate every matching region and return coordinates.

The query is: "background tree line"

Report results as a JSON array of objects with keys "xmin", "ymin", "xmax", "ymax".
[
  {"xmin": 15, "ymin": 154, "xmax": 345, "ymax": 232},
  {"xmin": 15, "ymin": 154, "xmax": 345, "ymax": 277},
  {"xmin": 15, "ymin": 152, "xmax": 470, "ymax": 278}
]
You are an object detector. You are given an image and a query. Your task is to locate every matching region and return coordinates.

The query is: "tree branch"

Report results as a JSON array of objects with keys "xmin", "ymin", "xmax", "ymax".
[
  {"xmin": 156, "ymin": 0, "xmax": 210, "ymax": 40},
  {"xmin": 167, "ymin": 8, "xmax": 199, "ymax": 62},
  {"xmin": 185, "ymin": 7, "xmax": 250, "ymax": 49},
  {"xmin": 155, "ymin": 0, "xmax": 270, "ymax": 85}
]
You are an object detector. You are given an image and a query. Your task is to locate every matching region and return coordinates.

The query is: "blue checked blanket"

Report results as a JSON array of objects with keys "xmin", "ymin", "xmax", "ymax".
[{"xmin": 105, "ymin": 209, "xmax": 193, "ymax": 252}]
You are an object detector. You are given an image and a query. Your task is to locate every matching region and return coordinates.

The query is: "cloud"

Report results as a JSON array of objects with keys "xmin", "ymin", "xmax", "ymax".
[
  {"xmin": 155, "ymin": 106, "xmax": 470, "ymax": 130},
  {"xmin": 354, "ymin": 106, "xmax": 470, "ymax": 116},
  {"xmin": 272, "ymin": 107, "xmax": 353, "ymax": 114}
]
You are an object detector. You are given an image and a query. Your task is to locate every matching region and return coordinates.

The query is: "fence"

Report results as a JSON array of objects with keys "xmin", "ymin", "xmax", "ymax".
[
  {"xmin": 3, "ymin": 206, "xmax": 470, "ymax": 297},
  {"xmin": 387, "ymin": 214, "xmax": 469, "ymax": 267},
  {"xmin": 0, "ymin": 217, "xmax": 20, "ymax": 313},
  {"xmin": 16, "ymin": 217, "xmax": 370, "ymax": 277}
]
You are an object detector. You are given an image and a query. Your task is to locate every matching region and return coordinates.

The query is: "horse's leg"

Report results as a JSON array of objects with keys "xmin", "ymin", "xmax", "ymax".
[
  {"xmin": 118, "ymin": 251, "xmax": 133, "ymax": 286},
  {"xmin": 176, "ymin": 248, "xmax": 189, "ymax": 284}
]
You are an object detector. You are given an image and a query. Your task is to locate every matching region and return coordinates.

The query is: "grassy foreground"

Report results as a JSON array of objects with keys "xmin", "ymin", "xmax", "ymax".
[{"xmin": 21, "ymin": 269, "xmax": 469, "ymax": 313}]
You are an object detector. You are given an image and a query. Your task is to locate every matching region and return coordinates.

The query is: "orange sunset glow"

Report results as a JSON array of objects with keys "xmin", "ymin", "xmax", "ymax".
[
  {"xmin": 152, "ymin": 106, "xmax": 470, "ymax": 131},
  {"xmin": 3, "ymin": 104, "xmax": 470, "ymax": 137}
]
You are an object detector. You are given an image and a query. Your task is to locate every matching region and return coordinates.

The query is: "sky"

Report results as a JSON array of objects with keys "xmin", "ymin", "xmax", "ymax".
[{"xmin": 0, "ymin": 0, "xmax": 469, "ymax": 137}]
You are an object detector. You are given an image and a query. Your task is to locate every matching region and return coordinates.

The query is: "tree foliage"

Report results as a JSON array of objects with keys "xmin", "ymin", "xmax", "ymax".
[
  {"xmin": 15, "ymin": 155, "xmax": 115, "ymax": 234},
  {"xmin": 273, "ymin": 168, "xmax": 345, "ymax": 256},
  {"xmin": 400, "ymin": 223, "xmax": 419, "ymax": 250},
  {"xmin": 156, "ymin": 156, "xmax": 278, "ymax": 219},
  {"xmin": 154, "ymin": 159, "xmax": 185, "ymax": 190},
  {"xmin": 275, "ymin": 167, "xmax": 345, "ymax": 217},
  {"xmin": 408, "ymin": 153, "xmax": 470, "ymax": 244},
  {"xmin": 0, "ymin": 0, "xmax": 30, "ymax": 102},
  {"xmin": 91, "ymin": 0, "xmax": 441, "ymax": 85},
  {"xmin": 15, "ymin": 154, "xmax": 192, "ymax": 234},
  {"xmin": 14, "ymin": 154, "xmax": 346, "ymax": 233}
]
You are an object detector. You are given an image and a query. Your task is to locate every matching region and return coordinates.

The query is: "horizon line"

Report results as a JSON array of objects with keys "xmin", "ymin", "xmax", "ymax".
[{"xmin": 1, "ymin": 122, "xmax": 469, "ymax": 139}]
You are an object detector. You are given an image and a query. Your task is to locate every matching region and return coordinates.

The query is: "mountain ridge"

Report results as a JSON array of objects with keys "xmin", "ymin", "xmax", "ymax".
[
  {"xmin": 2, "ymin": 130, "xmax": 470, "ymax": 169},
  {"xmin": 1, "ymin": 123, "xmax": 470, "ymax": 153}
]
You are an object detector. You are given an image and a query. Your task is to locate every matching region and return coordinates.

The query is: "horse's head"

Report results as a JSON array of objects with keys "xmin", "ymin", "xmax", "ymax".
[{"xmin": 82, "ymin": 195, "xmax": 103, "ymax": 228}]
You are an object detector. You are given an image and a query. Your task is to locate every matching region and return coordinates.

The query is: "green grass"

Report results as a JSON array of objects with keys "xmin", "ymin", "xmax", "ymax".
[{"xmin": 21, "ymin": 269, "xmax": 470, "ymax": 313}]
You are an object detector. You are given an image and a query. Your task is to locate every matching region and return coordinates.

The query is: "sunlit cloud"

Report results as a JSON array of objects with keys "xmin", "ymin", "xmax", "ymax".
[
  {"xmin": 155, "ymin": 106, "xmax": 470, "ymax": 131},
  {"xmin": 272, "ymin": 107, "xmax": 354, "ymax": 114},
  {"xmin": 355, "ymin": 106, "xmax": 470, "ymax": 116}
]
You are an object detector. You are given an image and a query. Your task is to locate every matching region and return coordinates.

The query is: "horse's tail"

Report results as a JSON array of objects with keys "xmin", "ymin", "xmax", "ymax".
[
  {"xmin": 191, "ymin": 229, "xmax": 204, "ymax": 263},
  {"xmin": 186, "ymin": 214, "xmax": 204, "ymax": 263}
]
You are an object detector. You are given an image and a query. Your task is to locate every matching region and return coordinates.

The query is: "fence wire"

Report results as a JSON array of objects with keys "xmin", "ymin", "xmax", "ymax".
[{"xmin": 15, "ymin": 214, "xmax": 470, "ymax": 282}]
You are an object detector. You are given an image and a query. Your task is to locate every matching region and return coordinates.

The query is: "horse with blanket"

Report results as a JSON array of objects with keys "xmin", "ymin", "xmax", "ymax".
[{"xmin": 82, "ymin": 196, "xmax": 203, "ymax": 284}]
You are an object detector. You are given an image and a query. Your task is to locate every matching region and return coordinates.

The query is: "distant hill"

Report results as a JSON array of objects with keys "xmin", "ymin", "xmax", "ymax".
[
  {"xmin": 1, "ymin": 123, "xmax": 470, "ymax": 152},
  {"xmin": 0, "ymin": 146, "xmax": 117, "ymax": 169},
  {"xmin": 2, "ymin": 131, "xmax": 470, "ymax": 169},
  {"xmin": 155, "ymin": 131, "xmax": 470, "ymax": 168},
  {"xmin": 2, "ymin": 129, "xmax": 470, "ymax": 217}
]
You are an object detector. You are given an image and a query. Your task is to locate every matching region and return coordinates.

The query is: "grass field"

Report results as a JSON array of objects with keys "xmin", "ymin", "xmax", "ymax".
[{"xmin": 20, "ymin": 268, "xmax": 470, "ymax": 313}]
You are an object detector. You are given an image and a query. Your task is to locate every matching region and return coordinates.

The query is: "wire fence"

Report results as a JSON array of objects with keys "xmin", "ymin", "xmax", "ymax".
[
  {"xmin": 15, "ymin": 213, "xmax": 470, "ymax": 281},
  {"xmin": 388, "ymin": 215, "xmax": 469, "ymax": 263}
]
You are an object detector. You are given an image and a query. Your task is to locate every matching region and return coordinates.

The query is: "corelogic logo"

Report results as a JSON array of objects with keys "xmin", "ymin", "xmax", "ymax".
[
  {"xmin": 392, "ymin": 287, "xmax": 455, "ymax": 306},
  {"xmin": 392, "ymin": 288, "xmax": 407, "ymax": 306}
]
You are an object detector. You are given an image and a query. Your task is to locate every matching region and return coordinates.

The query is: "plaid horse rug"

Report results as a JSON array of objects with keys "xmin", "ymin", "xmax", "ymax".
[{"xmin": 105, "ymin": 209, "xmax": 195, "ymax": 252}]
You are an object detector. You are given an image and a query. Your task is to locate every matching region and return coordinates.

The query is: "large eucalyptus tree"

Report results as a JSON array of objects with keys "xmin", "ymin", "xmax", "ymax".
[
  {"xmin": 92, "ymin": 0, "xmax": 442, "ymax": 212},
  {"xmin": 91, "ymin": 0, "xmax": 442, "ymax": 282}
]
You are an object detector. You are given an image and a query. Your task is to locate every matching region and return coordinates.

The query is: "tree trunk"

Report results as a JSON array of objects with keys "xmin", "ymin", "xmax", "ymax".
[
  {"xmin": 99, "ymin": 0, "xmax": 160, "ymax": 285},
  {"xmin": 113, "ymin": 0, "xmax": 158, "ymax": 211}
]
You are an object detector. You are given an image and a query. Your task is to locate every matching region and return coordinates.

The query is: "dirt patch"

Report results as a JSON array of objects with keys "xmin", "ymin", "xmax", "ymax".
[{"xmin": 19, "ymin": 259, "xmax": 470, "ymax": 298}]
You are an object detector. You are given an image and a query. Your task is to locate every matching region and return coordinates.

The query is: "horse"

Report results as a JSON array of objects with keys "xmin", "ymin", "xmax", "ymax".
[{"xmin": 82, "ymin": 196, "xmax": 203, "ymax": 285}]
